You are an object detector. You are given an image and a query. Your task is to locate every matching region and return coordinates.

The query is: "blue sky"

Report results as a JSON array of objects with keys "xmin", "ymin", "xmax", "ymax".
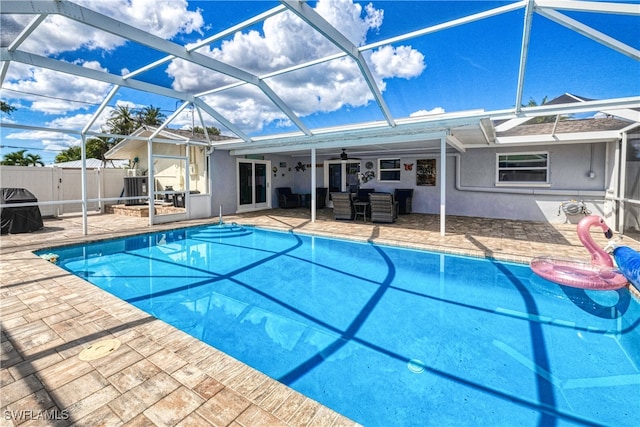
[{"xmin": 1, "ymin": 0, "xmax": 638, "ymax": 164}]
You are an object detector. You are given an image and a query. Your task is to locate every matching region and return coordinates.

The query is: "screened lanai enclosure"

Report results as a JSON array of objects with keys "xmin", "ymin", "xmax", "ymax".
[{"xmin": 0, "ymin": 0, "xmax": 638, "ymax": 235}]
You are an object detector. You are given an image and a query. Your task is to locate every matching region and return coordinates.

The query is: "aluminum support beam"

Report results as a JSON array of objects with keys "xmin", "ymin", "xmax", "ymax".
[
  {"xmin": 1, "ymin": 48, "xmax": 193, "ymax": 101},
  {"xmin": 2, "ymin": 1, "xmax": 309, "ymax": 136},
  {"xmin": 7, "ymin": 14, "xmax": 47, "ymax": 52},
  {"xmin": 281, "ymin": 0, "xmax": 396, "ymax": 127},
  {"xmin": 536, "ymin": 8, "xmax": 640, "ymax": 60},
  {"xmin": 535, "ymin": 0, "xmax": 640, "ymax": 16},
  {"xmin": 515, "ymin": 0, "xmax": 535, "ymax": 114}
]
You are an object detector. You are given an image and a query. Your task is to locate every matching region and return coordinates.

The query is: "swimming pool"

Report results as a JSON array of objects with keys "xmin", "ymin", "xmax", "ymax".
[{"xmin": 42, "ymin": 224, "xmax": 640, "ymax": 426}]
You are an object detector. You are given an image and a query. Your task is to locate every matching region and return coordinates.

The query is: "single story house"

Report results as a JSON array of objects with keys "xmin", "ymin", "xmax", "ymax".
[{"xmin": 105, "ymin": 94, "xmax": 640, "ymax": 236}]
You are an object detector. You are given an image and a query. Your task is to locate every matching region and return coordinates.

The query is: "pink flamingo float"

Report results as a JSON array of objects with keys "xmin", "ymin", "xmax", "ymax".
[{"xmin": 530, "ymin": 215, "xmax": 628, "ymax": 290}]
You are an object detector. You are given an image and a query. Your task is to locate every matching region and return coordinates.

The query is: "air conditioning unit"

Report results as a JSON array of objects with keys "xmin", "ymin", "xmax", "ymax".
[{"xmin": 123, "ymin": 176, "xmax": 148, "ymax": 205}]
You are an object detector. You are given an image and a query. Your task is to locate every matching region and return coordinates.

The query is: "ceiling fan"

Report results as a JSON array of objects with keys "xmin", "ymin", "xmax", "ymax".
[{"xmin": 334, "ymin": 148, "xmax": 360, "ymax": 161}]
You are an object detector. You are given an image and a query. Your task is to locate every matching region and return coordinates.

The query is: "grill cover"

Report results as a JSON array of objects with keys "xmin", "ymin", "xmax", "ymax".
[{"xmin": 1, "ymin": 188, "xmax": 44, "ymax": 234}]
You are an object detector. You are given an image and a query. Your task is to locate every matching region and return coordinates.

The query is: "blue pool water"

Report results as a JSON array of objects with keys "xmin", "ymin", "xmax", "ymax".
[{"xmin": 42, "ymin": 224, "xmax": 640, "ymax": 426}]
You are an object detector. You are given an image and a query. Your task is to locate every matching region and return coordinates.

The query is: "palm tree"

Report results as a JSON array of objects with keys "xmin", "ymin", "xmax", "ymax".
[
  {"xmin": 1, "ymin": 150, "xmax": 44, "ymax": 166},
  {"xmin": 524, "ymin": 96, "xmax": 571, "ymax": 124},
  {"xmin": 1, "ymin": 149, "xmax": 29, "ymax": 166},
  {"xmin": 25, "ymin": 153, "xmax": 44, "ymax": 166},
  {"xmin": 135, "ymin": 105, "xmax": 166, "ymax": 127},
  {"xmin": 55, "ymin": 146, "xmax": 82, "ymax": 163},
  {"xmin": 107, "ymin": 105, "xmax": 136, "ymax": 136}
]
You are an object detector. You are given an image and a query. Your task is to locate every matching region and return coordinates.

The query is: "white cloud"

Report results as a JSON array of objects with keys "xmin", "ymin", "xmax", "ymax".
[
  {"xmin": 2, "ymin": 110, "xmax": 113, "ymax": 155},
  {"xmin": 18, "ymin": 0, "xmax": 204, "ymax": 55},
  {"xmin": 168, "ymin": 0, "xmax": 425, "ymax": 133},
  {"xmin": 5, "ymin": 129, "xmax": 81, "ymax": 153},
  {"xmin": 5, "ymin": 0, "xmax": 426, "ymax": 136},
  {"xmin": 47, "ymin": 112, "xmax": 108, "ymax": 133},
  {"xmin": 370, "ymin": 45, "xmax": 426, "ymax": 79},
  {"xmin": 410, "ymin": 107, "xmax": 446, "ymax": 117},
  {"xmin": 315, "ymin": 0, "xmax": 383, "ymax": 46},
  {"xmin": 4, "ymin": 61, "xmax": 111, "ymax": 114}
]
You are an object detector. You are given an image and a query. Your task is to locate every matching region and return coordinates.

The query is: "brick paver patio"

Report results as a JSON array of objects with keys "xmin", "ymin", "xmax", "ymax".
[{"xmin": 1, "ymin": 209, "xmax": 638, "ymax": 426}]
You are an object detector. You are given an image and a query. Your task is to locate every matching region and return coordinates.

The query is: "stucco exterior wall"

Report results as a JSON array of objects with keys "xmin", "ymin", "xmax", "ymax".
[{"xmin": 223, "ymin": 141, "xmax": 614, "ymax": 223}]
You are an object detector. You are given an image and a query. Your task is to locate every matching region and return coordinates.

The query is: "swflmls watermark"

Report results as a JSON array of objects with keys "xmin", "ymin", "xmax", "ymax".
[{"xmin": 4, "ymin": 409, "xmax": 70, "ymax": 421}]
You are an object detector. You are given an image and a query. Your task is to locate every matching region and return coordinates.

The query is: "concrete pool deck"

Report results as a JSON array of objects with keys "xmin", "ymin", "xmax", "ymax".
[{"xmin": 2, "ymin": 209, "xmax": 639, "ymax": 426}]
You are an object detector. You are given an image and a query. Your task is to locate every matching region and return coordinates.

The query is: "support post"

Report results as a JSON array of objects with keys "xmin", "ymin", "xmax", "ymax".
[
  {"xmin": 440, "ymin": 136, "xmax": 447, "ymax": 236},
  {"xmin": 148, "ymin": 138, "xmax": 155, "ymax": 226},
  {"xmin": 81, "ymin": 134, "xmax": 88, "ymax": 235},
  {"xmin": 311, "ymin": 148, "xmax": 317, "ymax": 222}
]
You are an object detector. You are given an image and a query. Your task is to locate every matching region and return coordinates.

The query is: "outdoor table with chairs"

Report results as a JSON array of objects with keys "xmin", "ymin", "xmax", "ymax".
[{"xmin": 330, "ymin": 188, "xmax": 411, "ymax": 223}]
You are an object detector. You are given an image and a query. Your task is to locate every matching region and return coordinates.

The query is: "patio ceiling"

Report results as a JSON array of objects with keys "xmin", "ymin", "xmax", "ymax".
[{"xmin": 1, "ymin": 0, "xmax": 639, "ymax": 157}]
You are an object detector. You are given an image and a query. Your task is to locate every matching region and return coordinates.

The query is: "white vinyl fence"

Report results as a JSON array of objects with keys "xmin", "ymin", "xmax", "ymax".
[{"xmin": 0, "ymin": 166, "xmax": 128, "ymax": 216}]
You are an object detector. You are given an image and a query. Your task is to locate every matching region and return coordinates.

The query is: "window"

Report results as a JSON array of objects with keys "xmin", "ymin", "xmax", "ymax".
[
  {"xmin": 497, "ymin": 152, "xmax": 549, "ymax": 185},
  {"xmin": 379, "ymin": 158, "xmax": 401, "ymax": 181}
]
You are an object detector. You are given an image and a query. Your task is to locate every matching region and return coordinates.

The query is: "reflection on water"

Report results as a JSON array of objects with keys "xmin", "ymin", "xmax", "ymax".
[{"xmin": 48, "ymin": 224, "xmax": 640, "ymax": 427}]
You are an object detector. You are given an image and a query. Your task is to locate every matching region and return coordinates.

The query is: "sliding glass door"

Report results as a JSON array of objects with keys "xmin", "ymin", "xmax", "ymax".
[
  {"xmin": 237, "ymin": 159, "xmax": 271, "ymax": 212},
  {"xmin": 324, "ymin": 160, "xmax": 360, "ymax": 207}
]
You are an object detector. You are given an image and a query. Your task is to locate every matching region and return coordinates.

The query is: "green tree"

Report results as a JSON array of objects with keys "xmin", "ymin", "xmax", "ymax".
[
  {"xmin": 524, "ymin": 96, "xmax": 571, "ymax": 124},
  {"xmin": 55, "ymin": 146, "xmax": 82, "ymax": 163},
  {"xmin": 1, "ymin": 149, "xmax": 27, "ymax": 165},
  {"xmin": 192, "ymin": 125, "xmax": 221, "ymax": 136},
  {"xmin": 108, "ymin": 104, "xmax": 168, "ymax": 135},
  {"xmin": 0, "ymin": 150, "xmax": 29, "ymax": 166},
  {"xmin": 107, "ymin": 105, "xmax": 136, "ymax": 136},
  {"xmin": 1, "ymin": 101, "xmax": 16, "ymax": 115},
  {"xmin": 25, "ymin": 153, "xmax": 44, "ymax": 166},
  {"xmin": 135, "ymin": 105, "xmax": 166, "ymax": 127},
  {"xmin": 86, "ymin": 137, "xmax": 114, "ymax": 166}
]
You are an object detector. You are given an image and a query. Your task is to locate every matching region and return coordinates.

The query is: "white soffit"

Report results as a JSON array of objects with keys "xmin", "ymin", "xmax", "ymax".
[{"xmin": 494, "ymin": 130, "xmax": 622, "ymax": 145}]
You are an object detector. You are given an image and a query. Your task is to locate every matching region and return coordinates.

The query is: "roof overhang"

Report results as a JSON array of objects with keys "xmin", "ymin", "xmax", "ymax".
[
  {"xmin": 216, "ymin": 111, "xmax": 489, "ymax": 157},
  {"xmin": 105, "ymin": 127, "xmax": 208, "ymax": 160},
  {"xmin": 492, "ymin": 130, "xmax": 622, "ymax": 146}
]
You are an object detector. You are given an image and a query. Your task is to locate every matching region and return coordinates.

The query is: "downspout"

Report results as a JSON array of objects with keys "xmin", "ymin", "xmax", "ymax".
[
  {"xmin": 619, "ymin": 132, "xmax": 628, "ymax": 233},
  {"xmin": 611, "ymin": 139, "xmax": 622, "ymax": 231}
]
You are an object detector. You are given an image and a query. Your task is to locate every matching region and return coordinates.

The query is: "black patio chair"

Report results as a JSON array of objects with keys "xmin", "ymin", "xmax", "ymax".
[
  {"xmin": 394, "ymin": 189, "xmax": 414, "ymax": 214},
  {"xmin": 276, "ymin": 187, "xmax": 301, "ymax": 208},
  {"xmin": 316, "ymin": 187, "xmax": 328, "ymax": 209}
]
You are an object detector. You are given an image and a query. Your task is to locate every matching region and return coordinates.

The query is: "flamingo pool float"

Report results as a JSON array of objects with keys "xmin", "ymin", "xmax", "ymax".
[{"xmin": 530, "ymin": 215, "xmax": 628, "ymax": 290}]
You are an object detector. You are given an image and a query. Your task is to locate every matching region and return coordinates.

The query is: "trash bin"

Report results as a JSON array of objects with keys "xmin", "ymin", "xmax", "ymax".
[{"xmin": 173, "ymin": 191, "xmax": 200, "ymax": 208}]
